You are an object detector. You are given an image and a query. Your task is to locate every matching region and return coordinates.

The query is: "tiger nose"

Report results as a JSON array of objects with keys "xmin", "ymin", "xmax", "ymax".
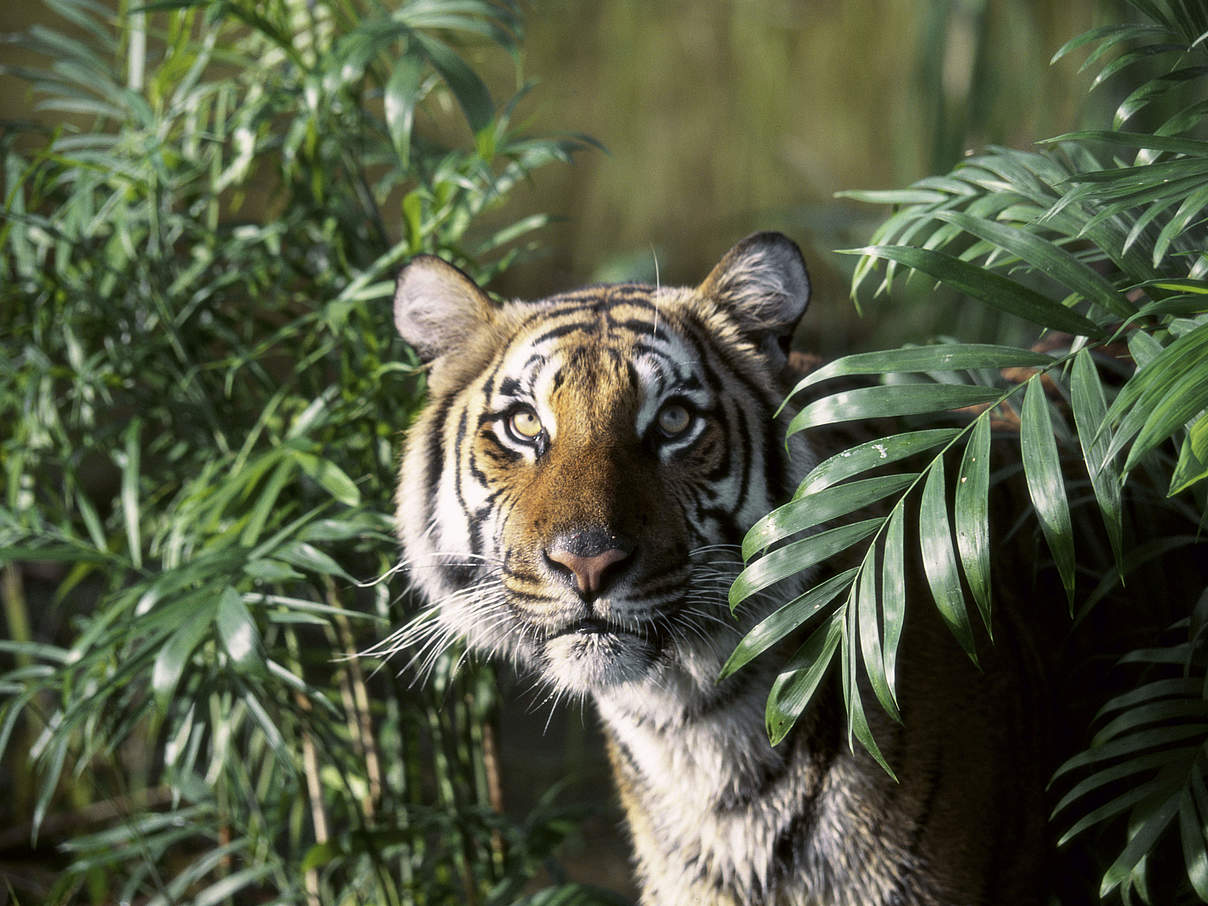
[{"xmin": 545, "ymin": 530, "xmax": 635, "ymax": 598}]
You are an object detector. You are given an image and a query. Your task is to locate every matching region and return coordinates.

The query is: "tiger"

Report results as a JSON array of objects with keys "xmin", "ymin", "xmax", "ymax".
[{"xmin": 389, "ymin": 233, "xmax": 1049, "ymax": 906}]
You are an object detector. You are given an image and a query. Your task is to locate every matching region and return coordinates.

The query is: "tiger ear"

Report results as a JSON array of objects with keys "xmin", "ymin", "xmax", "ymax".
[
  {"xmin": 394, "ymin": 255, "xmax": 494, "ymax": 362},
  {"xmin": 697, "ymin": 232, "xmax": 811, "ymax": 367}
]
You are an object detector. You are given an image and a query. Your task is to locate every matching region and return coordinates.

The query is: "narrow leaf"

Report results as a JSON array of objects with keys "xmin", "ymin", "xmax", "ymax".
[
  {"xmin": 731, "ymin": 519, "xmax": 881, "ymax": 611},
  {"xmin": 121, "ymin": 418, "xmax": 142, "ymax": 569},
  {"xmin": 216, "ymin": 587, "xmax": 265, "ymax": 675},
  {"xmin": 152, "ymin": 603, "xmax": 215, "ymax": 708},
  {"xmin": 1071, "ymin": 349, "xmax": 1125, "ymax": 568},
  {"xmin": 743, "ymin": 474, "xmax": 915, "ymax": 560},
  {"xmin": 796, "ymin": 429, "xmax": 959, "ymax": 495},
  {"xmin": 766, "ymin": 609, "xmax": 843, "ymax": 745},
  {"xmin": 786, "ymin": 343, "xmax": 1053, "ymax": 400},
  {"xmin": 1021, "ymin": 376, "xmax": 1076, "ymax": 603},
  {"xmin": 720, "ymin": 568, "xmax": 856, "ymax": 678},
  {"xmin": 842, "ymin": 245, "xmax": 1105, "ymax": 337},
  {"xmin": 855, "ymin": 549, "xmax": 900, "ymax": 721},
  {"xmin": 954, "ymin": 416, "xmax": 992, "ymax": 634},
  {"xmin": 788, "ymin": 384, "xmax": 1001, "ymax": 437},
  {"xmin": 919, "ymin": 462, "xmax": 977, "ymax": 662}
]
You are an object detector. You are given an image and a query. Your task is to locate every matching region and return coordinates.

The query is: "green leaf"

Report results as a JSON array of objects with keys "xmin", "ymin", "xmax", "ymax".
[
  {"xmin": 880, "ymin": 504, "xmax": 906, "ymax": 704},
  {"xmin": 954, "ymin": 416, "xmax": 992, "ymax": 635},
  {"xmin": 841, "ymin": 245, "xmax": 1106, "ymax": 337},
  {"xmin": 508, "ymin": 882, "xmax": 636, "ymax": 906},
  {"xmin": 742, "ymin": 474, "xmax": 915, "ymax": 560},
  {"xmin": 842, "ymin": 621, "xmax": 897, "ymax": 778},
  {"xmin": 292, "ymin": 450, "xmax": 362, "ymax": 506},
  {"xmin": 796, "ymin": 429, "xmax": 959, "ymax": 496},
  {"xmin": 765, "ymin": 609, "xmax": 843, "ymax": 745},
  {"xmin": 721, "ymin": 568, "xmax": 857, "ymax": 679},
  {"xmin": 787, "ymin": 384, "xmax": 1002, "ymax": 437},
  {"xmin": 1100, "ymin": 787, "xmax": 1182, "ymax": 898},
  {"xmin": 1020, "ymin": 376, "xmax": 1076, "ymax": 603},
  {"xmin": 216, "ymin": 587, "xmax": 265, "ymax": 676},
  {"xmin": 854, "ymin": 550, "xmax": 900, "ymax": 721},
  {"xmin": 412, "ymin": 32, "xmax": 493, "ymax": 134},
  {"xmin": 730, "ymin": 520, "xmax": 881, "ymax": 612},
  {"xmin": 1170, "ymin": 416, "xmax": 1208, "ymax": 495},
  {"xmin": 919, "ymin": 461, "xmax": 977, "ymax": 662},
  {"xmin": 1071, "ymin": 349, "xmax": 1125, "ymax": 569},
  {"xmin": 930, "ymin": 210, "xmax": 1132, "ymax": 319},
  {"xmin": 1154, "ymin": 183, "xmax": 1208, "ymax": 266},
  {"xmin": 786, "ymin": 342, "xmax": 1053, "ymax": 401},
  {"xmin": 1109, "ymin": 323, "xmax": 1208, "ymax": 471},
  {"xmin": 1179, "ymin": 793, "xmax": 1208, "ymax": 901},
  {"xmin": 384, "ymin": 55, "xmax": 425, "ymax": 169},
  {"xmin": 152, "ymin": 603, "xmax": 216, "ymax": 708},
  {"xmin": 121, "ymin": 418, "xmax": 143, "ymax": 569}
]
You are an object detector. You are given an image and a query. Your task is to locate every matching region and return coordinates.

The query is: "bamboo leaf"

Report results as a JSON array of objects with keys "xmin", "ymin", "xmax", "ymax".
[
  {"xmin": 1100, "ymin": 787, "xmax": 1182, "ymax": 898},
  {"xmin": 121, "ymin": 418, "xmax": 143, "ymax": 569},
  {"xmin": 292, "ymin": 450, "xmax": 363, "ymax": 507},
  {"xmin": 216, "ymin": 587, "xmax": 265, "ymax": 676},
  {"xmin": 412, "ymin": 32, "xmax": 493, "ymax": 134},
  {"xmin": 919, "ymin": 461, "xmax": 977, "ymax": 662},
  {"xmin": 1021, "ymin": 376, "xmax": 1076, "ymax": 603},
  {"xmin": 1179, "ymin": 793, "xmax": 1208, "ymax": 901},
  {"xmin": 842, "ymin": 614, "xmax": 897, "ymax": 778},
  {"xmin": 954, "ymin": 416, "xmax": 992, "ymax": 634},
  {"xmin": 384, "ymin": 55, "xmax": 425, "ymax": 169},
  {"xmin": 152, "ymin": 602, "xmax": 215, "ymax": 708}
]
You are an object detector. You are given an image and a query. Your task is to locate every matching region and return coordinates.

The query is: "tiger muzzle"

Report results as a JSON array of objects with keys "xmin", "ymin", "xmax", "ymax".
[{"xmin": 544, "ymin": 528, "xmax": 636, "ymax": 601}]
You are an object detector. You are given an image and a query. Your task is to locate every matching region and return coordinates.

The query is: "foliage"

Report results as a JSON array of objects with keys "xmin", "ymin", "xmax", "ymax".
[
  {"xmin": 0, "ymin": 0, "xmax": 606, "ymax": 903},
  {"xmin": 730, "ymin": 1, "xmax": 1208, "ymax": 902}
]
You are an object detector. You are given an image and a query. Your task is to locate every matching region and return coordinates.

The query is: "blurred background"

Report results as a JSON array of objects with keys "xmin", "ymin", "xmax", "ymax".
[{"xmin": 2, "ymin": 0, "xmax": 1126, "ymax": 355}]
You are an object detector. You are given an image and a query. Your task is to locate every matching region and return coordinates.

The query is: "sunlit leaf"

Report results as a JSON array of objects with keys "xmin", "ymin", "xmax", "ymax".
[{"xmin": 216, "ymin": 587, "xmax": 265, "ymax": 676}]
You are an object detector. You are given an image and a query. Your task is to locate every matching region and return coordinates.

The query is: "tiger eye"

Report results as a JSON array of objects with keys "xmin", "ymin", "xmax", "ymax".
[
  {"xmin": 509, "ymin": 406, "xmax": 543, "ymax": 440},
  {"xmin": 657, "ymin": 403, "xmax": 693, "ymax": 437}
]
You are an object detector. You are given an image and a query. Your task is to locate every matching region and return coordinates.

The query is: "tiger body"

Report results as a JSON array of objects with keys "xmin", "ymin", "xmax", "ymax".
[{"xmin": 391, "ymin": 234, "xmax": 1045, "ymax": 905}]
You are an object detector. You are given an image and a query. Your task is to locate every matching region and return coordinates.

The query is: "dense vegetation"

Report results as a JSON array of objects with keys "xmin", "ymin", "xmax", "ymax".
[
  {"xmin": 0, "ymin": 1, "xmax": 615, "ymax": 903},
  {"xmin": 728, "ymin": 1, "xmax": 1208, "ymax": 902}
]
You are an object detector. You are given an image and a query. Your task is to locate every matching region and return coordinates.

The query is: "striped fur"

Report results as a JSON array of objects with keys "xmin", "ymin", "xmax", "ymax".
[{"xmin": 390, "ymin": 234, "xmax": 1046, "ymax": 905}]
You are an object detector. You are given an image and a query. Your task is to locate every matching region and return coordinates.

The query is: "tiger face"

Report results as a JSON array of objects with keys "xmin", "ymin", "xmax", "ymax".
[{"xmin": 391, "ymin": 234, "xmax": 812, "ymax": 700}]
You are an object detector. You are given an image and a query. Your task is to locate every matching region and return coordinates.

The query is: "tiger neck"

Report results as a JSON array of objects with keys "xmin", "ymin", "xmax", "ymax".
[{"xmin": 592, "ymin": 663, "xmax": 790, "ymax": 799}]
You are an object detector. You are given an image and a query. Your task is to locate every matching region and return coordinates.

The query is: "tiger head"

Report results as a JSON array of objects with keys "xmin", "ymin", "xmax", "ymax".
[{"xmin": 391, "ymin": 233, "xmax": 813, "ymax": 702}]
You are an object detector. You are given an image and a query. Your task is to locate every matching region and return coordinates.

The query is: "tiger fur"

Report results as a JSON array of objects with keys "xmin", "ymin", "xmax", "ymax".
[{"xmin": 390, "ymin": 233, "xmax": 1048, "ymax": 905}]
